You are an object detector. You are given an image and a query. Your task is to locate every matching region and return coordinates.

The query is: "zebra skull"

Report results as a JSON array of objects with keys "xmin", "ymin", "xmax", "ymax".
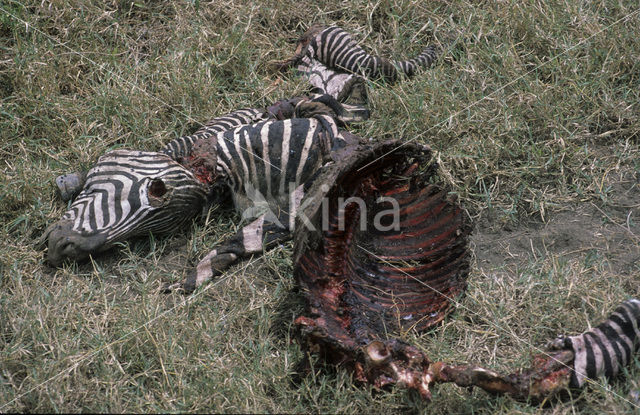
[{"xmin": 43, "ymin": 150, "xmax": 209, "ymax": 266}]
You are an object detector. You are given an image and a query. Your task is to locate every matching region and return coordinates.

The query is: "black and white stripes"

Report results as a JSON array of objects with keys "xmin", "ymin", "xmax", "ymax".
[
  {"xmin": 210, "ymin": 112, "xmax": 340, "ymax": 218},
  {"xmin": 45, "ymin": 99, "xmax": 348, "ymax": 271},
  {"xmin": 161, "ymin": 108, "xmax": 268, "ymax": 161},
  {"xmin": 549, "ymin": 299, "xmax": 640, "ymax": 388},
  {"xmin": 44, "ymin": 150, "xmax": 209, "ymax": 265},
  {"xmin": 63, "ymin": 150, "xmax": 208, "ymax": 240},
  {"xmin": 176, "ymin": 107, "xmax": 349, "ymax": 292},
  {"xmin": 303, "ymin": 26, "xmax": 439, "ymax": 84}
]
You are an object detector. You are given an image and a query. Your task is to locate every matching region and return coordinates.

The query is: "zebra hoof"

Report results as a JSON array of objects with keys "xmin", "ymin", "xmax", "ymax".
[
  {"xmin": 161, "ymin": 282, "xmax": 185, "ymax": 294},
  {"xmin": 56, "ymin": 172, "xmax": 86, "ymax": 202},
  {"xmin": 181, "ymin": 269, "xmax": 200, "ymax": 294},
  {"xmin": 161, "ymin": 273, "xmax": 198, "ymax": 295}
]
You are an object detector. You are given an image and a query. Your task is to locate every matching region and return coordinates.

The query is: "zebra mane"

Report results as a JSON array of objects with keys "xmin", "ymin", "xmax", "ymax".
[{"xmin": 160, "ymin": 108, "xmax": 268, "ymax": 162}]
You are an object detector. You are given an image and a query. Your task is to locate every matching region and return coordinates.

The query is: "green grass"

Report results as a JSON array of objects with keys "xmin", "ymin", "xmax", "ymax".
[{"xmin": 1, "ymin": 0, "xmax": 639, "ymax": 413}]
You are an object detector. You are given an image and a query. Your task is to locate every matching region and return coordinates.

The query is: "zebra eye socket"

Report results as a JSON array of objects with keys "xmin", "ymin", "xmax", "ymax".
[{"xmin": 149, "ymin": 179, "xmax": 167, "ymax": 198}]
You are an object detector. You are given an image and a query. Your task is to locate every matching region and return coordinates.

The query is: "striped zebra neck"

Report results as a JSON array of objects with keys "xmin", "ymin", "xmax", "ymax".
[
  {"xmin": 173, "ymin": 94, "xmax": 358, "ymax": 193},
  {"xmin": 183, "ymin": 113, "xmax": 342, "ymax": 198}
]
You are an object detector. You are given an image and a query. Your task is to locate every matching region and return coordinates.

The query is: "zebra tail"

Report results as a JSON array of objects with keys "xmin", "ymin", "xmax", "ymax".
[{"xmin": 392, "ymin": 45, "xmax": 439, "ymax": 78}]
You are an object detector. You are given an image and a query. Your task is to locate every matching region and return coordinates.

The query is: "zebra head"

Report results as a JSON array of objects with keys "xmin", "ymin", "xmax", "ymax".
[{"xmin": 43, "ymin": 150, "xmax": 209, "ymax": 266}]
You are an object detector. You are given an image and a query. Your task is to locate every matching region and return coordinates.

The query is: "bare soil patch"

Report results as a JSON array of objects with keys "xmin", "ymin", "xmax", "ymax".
[{"xmin": 473, "ymin": 162, "xmax": 639, "ymax": 287}]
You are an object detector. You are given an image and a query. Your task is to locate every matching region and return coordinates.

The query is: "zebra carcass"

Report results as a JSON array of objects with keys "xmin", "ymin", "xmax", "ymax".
[{"xmin": 39, "ymin": 23, "xmax": 640, "ymax": 404}]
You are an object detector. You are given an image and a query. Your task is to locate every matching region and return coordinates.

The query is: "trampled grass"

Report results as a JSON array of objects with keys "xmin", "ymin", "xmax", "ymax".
[{"xmin": 1, "ymin": 0, "xmax": 639, "ymax": 413}]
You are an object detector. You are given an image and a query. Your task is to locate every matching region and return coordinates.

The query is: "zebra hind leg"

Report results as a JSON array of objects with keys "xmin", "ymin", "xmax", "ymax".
[
  {"xmin": 166, "ymin": 213, "xmax": 291, "ymax": 294},
  {"xmin": 269, "ymin": 24, "xmax": 326, "ymax": 72}
]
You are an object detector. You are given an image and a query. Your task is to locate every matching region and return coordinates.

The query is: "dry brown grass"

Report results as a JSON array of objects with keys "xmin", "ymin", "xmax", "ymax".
[{"xmin": 1, "ymin": 0, "xmax": 639, "ymax": 413}]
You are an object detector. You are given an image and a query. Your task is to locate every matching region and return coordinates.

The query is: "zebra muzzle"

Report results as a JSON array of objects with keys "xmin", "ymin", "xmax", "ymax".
[{"xmin": 45, "ymin": 219, "xmax": 108, "ymax": 266}]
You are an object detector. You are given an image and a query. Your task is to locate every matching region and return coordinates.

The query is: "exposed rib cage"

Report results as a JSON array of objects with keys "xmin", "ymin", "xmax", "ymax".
[
  {"xmin": 307, "ymin": 26, "xmax": 439, "ymax": 83},
  {"xmin": 292, "ymin": 140, "xmax": 471, "ymax": 399},
  {"xmin": 294, "ymin": 140, "xmax": 471, "ymax": 339},
  {"xmin": 161, "ymin": 108, "xmax": 268, "ymax": 161}
]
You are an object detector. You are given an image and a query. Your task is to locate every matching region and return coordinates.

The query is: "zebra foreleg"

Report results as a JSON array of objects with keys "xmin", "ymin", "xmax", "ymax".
[{"xmin": 177, "ymin": 214, "xmax": 291, "ymax": 294}]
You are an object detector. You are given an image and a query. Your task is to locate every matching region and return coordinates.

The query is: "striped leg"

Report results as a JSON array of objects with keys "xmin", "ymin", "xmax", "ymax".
[
  {"xmin": 308, "ymin": 26, "xmax": 439, "ymax": 82},
  {"xmin": 428, "ymin": 298, "xmax": 640, "ymax": 401},
  {"xmin": 559, "ymin": 298, "xmax": 640, "ymax": 388},
  {"xmin": 275, "ymin": 25, "xmax": 439, "ymax": 84},
  {"xmin": 180, "ymin": 213, "xmax": 291, "ymax": 293}
]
